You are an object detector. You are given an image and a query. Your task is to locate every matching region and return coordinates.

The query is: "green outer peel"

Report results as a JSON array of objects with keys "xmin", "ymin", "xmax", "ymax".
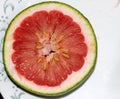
[{"xmin": 3, "ymin": 1, "xmax": 97, "ymax": 97}]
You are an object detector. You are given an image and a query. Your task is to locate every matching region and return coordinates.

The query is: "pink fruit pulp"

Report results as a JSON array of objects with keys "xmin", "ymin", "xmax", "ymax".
[{"xmin": 12, "ymin": 10, "xmax": 87, "ymax": 86}]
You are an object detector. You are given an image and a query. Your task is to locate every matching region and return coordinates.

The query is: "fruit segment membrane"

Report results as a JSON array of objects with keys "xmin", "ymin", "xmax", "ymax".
[{"xmin": 12, "ymin": 10, "xmax": 87, "ymax": 86}]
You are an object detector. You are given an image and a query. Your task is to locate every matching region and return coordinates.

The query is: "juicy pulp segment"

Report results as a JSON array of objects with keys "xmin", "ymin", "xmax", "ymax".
[
  {"xmin": 12, "ymin": 10, "xmax": 87, "ymax": 86},
  {"xmin": 3, "ymin": 1, "xmax": 98, "ymax": 96}
]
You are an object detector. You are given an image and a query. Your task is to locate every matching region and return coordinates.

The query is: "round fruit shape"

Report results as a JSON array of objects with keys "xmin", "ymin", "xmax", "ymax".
[{"xmin": 3, "ymin": 1, "xmax": 97, "ymax": 96}]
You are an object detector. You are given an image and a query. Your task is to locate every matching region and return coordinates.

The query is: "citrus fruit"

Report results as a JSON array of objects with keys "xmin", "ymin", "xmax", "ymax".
[{"xmin": 3, "ymin": 1, "xmax": 97, "ymax": 96}]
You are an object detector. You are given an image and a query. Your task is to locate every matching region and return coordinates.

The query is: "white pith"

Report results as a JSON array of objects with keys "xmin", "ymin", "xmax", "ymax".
[{"xmin": 4, "ymin": 2, "xmax": 96, "ymax": 95}]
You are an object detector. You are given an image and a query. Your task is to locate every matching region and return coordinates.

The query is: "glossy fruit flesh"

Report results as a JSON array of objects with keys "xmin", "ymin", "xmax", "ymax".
[
  {"xmin": 3, "ymin": 1, "xmax": 97, "ymax": 96},
  {"xmin": 12, "ymin": 10, "xmax": 87, "ymax": 86}
]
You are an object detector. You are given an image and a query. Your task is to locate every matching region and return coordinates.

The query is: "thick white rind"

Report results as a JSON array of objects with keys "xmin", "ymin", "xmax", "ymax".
[{"xmin": 4, "ymin": 2, "xmax": 97, "ymax": 95}]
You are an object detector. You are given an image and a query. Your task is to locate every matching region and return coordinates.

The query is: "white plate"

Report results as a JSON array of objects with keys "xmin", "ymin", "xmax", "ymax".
[{"xmin": 0, "ymin": 0, "xmax": 120, "ymax": 99}]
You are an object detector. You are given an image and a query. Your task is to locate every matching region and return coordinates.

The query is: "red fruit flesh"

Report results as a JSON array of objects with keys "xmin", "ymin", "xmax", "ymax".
[{"xmin": 12, "ymin": 10, "xmax": 87, "ymax": 86}]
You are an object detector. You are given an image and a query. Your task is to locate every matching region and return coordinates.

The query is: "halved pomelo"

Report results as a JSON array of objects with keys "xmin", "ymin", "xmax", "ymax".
[{"xmin": 3, "ymin": 1, "xmax": 97, "ymax": 97}]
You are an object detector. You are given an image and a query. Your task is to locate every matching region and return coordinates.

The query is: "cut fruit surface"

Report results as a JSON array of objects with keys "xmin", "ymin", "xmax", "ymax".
[{"xmin": 3, "ymin": 1, "xmax": 97, "ymax": 96}]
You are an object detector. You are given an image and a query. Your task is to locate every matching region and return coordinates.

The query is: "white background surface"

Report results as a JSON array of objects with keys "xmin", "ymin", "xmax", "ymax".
[{"xmin": 0, "ymin": 0, "xmax": 120, "ymax": 99}]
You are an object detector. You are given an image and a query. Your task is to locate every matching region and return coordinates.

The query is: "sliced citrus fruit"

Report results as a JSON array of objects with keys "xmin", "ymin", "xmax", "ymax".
[{"xmin": 3, "ymin": 1, "xmax": 97, "ymax": 96}]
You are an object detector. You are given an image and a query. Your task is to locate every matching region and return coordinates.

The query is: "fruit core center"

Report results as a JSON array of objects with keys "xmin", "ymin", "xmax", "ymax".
[
  {"xmin": 36, "ymin": 38, "xmax": 55, "ymax": 58},
  {"xmin": 41, "ymin": 42, "xmax": 54, "ymax": 56}
]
